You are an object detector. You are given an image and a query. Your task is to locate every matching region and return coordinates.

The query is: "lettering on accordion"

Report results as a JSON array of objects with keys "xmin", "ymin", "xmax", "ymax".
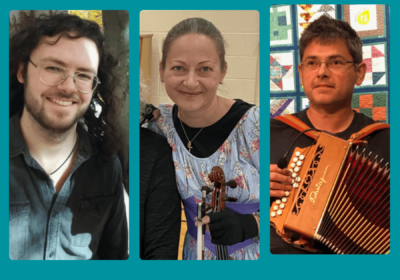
[
  {"xmin": 271, "ymin": 132, "xmax": 390, "ymax": 254},
  {"xmin": 310, "ymin": 165, "xmax": 329, "ymax": 205}
]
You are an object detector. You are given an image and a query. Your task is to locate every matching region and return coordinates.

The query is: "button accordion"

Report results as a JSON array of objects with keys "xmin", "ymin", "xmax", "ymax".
[{"xmin": 270, "ymin": 122, "xmax": 390, "ymax": 254}]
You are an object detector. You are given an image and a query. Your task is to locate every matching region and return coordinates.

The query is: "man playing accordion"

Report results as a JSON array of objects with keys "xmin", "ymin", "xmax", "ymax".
[{"xmin": 270, "ymin": 15, "xmax": 390, "ymax": 254}]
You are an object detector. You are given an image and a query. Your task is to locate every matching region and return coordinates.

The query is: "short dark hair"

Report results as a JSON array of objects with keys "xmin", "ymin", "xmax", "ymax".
[
  {"xmin": 10, "ymin": 13, "xmax": 122, "ymax": 159},
  {"xmin": 299, "ymin": 15, "xmax": 363, "ymax": 64},
  {"xmin": 160, "ymin": 17, "xmax": 226, "ymax": 71}
]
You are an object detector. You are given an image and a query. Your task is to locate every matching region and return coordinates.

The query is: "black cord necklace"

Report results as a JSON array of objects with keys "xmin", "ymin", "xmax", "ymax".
[{"xmin": 49, "ymin": 135, "xmax": 79, "ymax": 176}]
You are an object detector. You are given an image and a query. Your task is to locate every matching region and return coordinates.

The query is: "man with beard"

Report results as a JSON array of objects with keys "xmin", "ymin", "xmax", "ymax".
[{"xmin": 9, "ymin": 14, "xmax": 128, "ymax": 260}]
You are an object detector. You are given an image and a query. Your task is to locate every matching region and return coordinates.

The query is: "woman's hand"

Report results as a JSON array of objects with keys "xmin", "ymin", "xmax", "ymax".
[
  {"xmin": 270, "ymin": 164, "xmax": 292, "ymax": 197},
  {"xmin": 195, "ymin": 209, "xmax": 258, "ymax": 245}
]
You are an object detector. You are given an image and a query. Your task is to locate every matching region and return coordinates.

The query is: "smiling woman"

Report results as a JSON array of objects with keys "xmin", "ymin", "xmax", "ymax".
[
  {"xmin": 160, "ymin": 33, "xmax": 227, "ymax": 118},
  {"xmin": 142, "ymin": 14, "xmax": 260, "ymax": 260}
]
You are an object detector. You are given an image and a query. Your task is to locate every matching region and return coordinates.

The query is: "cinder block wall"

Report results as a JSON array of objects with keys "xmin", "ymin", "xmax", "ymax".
[{"xmin": 140, "ymin": 10, "xmax": 260, "ymax": 106}]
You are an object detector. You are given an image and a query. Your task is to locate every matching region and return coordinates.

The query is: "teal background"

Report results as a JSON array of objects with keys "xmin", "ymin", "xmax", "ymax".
[{"xmin": 4, "ymin": 1, "xmax": 397, "ymax": 279}]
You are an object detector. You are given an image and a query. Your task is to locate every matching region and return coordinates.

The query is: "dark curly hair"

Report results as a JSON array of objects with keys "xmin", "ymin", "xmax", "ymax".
[
  {"xmin": 299, "ymin": 15, "xmax": 363, "ymax": 66},
  {"xmin": 10, "ymin": 13, "xmax": 122, "ymax": 159}
]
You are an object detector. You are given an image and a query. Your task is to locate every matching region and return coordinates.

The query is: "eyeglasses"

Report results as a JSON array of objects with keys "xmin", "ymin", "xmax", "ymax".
[
  {"xmin": 300, "ymin": 57, "xmax": 355, "ymax": 71},
  {"xmin": 29, "ymin": 59, "xmax": 101, "ymax": 93}
]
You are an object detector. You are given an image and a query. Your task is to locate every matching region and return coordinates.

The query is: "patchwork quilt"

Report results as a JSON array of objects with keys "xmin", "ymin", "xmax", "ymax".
[{"xmin": 270, "ymin": 4, "xmax": 390, "ymax": 123}]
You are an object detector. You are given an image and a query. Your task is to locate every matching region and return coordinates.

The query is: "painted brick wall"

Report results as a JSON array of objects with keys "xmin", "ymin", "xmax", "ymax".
[{"xmin": 140, "ymin": 10, "xmax": 259, "ymax": 106}]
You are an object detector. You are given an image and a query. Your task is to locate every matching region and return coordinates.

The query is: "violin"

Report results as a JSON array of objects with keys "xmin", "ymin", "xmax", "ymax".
[{"xmin": 197, "ymin": 166, "xmax": 237, "ymax": 260}]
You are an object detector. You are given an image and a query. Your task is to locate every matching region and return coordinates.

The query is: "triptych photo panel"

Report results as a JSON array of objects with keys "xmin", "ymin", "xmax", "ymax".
[{"xmin": 5, "ymin": 3, "xmax": 397, "ymax": 280}]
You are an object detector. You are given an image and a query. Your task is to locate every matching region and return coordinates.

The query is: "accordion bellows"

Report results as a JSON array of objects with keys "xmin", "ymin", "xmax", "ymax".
[{"xmin": 270, "ymin": 132, "xmax": 390, "ymax": 254}]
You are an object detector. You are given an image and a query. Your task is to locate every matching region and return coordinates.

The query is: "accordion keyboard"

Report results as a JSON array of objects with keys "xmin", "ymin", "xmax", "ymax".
[{"xmin": 270, "ymin": 132, "xmax": 390, "ymax": 254}]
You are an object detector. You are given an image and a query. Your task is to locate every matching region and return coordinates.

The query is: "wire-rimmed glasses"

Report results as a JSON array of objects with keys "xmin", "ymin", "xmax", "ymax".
[
  {"xmin": 300, "ymin": 57, "xmax": 356, "ymax": 72},
  {"xmin": 29, "ymin": 59, "xmax": 101, "ymax": 93}
]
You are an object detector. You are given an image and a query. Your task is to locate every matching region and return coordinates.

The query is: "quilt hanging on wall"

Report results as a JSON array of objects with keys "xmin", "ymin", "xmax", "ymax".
[{"xmin": 270, "ymin": 4, "xmax": 390, "ymax": 123}]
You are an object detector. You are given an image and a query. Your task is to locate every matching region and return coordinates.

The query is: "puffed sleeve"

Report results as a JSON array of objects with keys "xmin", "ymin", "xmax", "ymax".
[
  {"xmin": 143, "ymin": 104, "xmax": 174, "ymax": 138},
  {"xmin": 241, "ymin": 106, "xmax": 260, "ymax": 172}
]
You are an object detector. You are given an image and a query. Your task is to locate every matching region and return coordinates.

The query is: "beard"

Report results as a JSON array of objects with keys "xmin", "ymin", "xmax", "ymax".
[{"xmin": 24, "ymin": 87, "xmax": 90, "ymax": 134}]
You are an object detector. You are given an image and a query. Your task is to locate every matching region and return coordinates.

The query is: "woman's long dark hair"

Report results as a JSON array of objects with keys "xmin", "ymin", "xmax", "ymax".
[{"xmin": 10, "ymin": 13, "xmax": 122, "ymax": 159}]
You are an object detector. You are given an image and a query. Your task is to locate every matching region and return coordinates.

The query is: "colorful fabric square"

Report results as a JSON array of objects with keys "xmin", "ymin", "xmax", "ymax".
[
  {"xmin": 351, "ymin": 92, "xmax": 387, "ymax": 122},
  {"xmin": 297, "ymin": 5, "xmax": 336, "ymax": 39},
  {"xmin": 343, "ymin": 5, "xmax": 385, "ymax": 38},
  {"xmin": 298, "ymin": 5, "xmax": 312, "ymax": 13},
  {"xmin": 270, "ymin": 5, "xmax": 293, "ymax": 46},
  {"xmin": 270, "ymin": 52, "xmax": 294, "ymax": 91},
  {"xmin": 358, "ymin": 44, "xmax": 386, "ymax": 87},
  {"xmin": 270, "ymin": 98, "xmax": 295, "ymax": 117}
]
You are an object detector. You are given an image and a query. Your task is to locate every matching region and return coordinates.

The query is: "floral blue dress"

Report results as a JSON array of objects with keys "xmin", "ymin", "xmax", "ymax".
[{"xmin": 146, "ymin": 104, "xmax": 260, "ymax": 260}]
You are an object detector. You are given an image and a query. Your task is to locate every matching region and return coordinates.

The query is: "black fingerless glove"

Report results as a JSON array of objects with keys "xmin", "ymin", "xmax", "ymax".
[{"xmin": 208, "ymin": 209, "xmax": 258, "ymax": 245}]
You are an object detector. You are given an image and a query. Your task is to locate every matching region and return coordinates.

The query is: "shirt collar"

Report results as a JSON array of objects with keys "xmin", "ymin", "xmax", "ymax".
[{"xmin": 9, "ymin": 114, "xmax": 98, "ymax": 159}]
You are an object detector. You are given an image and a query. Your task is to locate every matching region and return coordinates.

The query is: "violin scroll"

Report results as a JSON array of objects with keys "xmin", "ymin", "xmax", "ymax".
[{"xmin": 208, "ymin": 166, "xmax": 225, "ymax": 184}]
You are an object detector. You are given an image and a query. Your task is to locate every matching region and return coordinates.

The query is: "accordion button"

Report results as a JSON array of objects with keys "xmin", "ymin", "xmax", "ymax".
[
  {"xmin": 271, "ymin": 212, "xmax": 276, "ymax": 217},
  {"xmin": 293, "ymin": 183, "xmax": 298, "ymax": 188},
  {"xmin": 292, "ymin": 172, "xmax": 297, "ymax": 178},
  {"xmin": 279, "ymin": 204, "xmax": 285, "ymax": 209},
  {"xmin": 293, "ymin": 157, "xmax": 298, "ymax": 162},
  {"xmin": 282, "ymin": 197, "xmax": 288, "ymax": 203},
  {"xmin": 277, "ymin": 210, "xmax": 283, "ymax": 215},
  {"xmin": 276, "ymin": 200, "xmax": 281, "ymax": 205},
  {"xmin": 291, "ymin": 163, "xmax": 296, "ymax": 168},
  {"xmin": 296, "ymin": 177, "xmax": 301, "ymax": 182},
  {"xmin": 299, "ymin": 155, "xmax": 305, "ymax": 160},
  {"xmin": 273, "ymin": 205, "xmax": 279, "ymax": 211},
  {"xmin": 295, "ymin": 151, "xmax": 301, "ymax": 156},
  {"xmin": 297, "ymin": 161, "xmax": 303, "ymax": 166},
  {"xmin": 292, "ymin": 179, "xmax": 295, "ymax": 184},
  {"xmin": 284, "ymin": 191, "xmax": 290, "ymax": 196},
  {"xmin": 289, "ymin": 169, "xmax": 293, "ymax": 173},
  {"xmin": 294, "ymin": 167, "xmax": 300, "ymax": 172}
]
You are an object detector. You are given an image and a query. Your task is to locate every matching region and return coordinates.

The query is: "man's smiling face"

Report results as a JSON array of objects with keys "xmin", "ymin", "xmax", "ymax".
[{"xmin": 18, "ymin": 35, "xmax": 99, "ymax": 133}]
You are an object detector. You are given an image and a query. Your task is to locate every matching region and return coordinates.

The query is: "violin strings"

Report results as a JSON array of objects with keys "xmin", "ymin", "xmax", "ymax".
[{"xmin": 214, "ymin": 194, "xmax": 229, "ymax": 260}]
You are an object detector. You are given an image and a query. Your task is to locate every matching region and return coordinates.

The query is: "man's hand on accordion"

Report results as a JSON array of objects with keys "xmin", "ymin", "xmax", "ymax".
[{"xmin": 270, "ymin": 164, "xmax": 293, "ymax": 197}]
